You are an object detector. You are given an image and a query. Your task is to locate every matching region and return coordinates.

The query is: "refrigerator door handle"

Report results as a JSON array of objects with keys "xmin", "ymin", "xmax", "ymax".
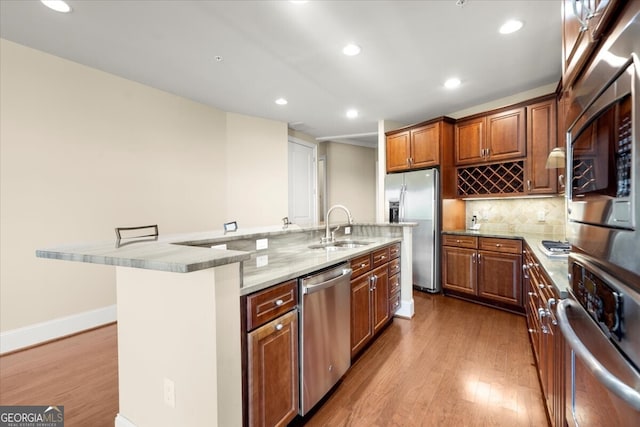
[{"xmin": 399, "ymin": 184, "xmax": 406, "ymax": 222}]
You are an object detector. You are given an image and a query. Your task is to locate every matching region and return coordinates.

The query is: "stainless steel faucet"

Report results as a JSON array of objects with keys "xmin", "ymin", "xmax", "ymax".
[{"xmin": 324, "ymin": 205, "xmax": 353, "ymax": 243}]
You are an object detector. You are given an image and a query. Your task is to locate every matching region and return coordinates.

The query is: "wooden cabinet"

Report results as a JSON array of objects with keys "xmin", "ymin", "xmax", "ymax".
[
  {"xmin": 244, "ymin": 280, "xmax": 299, "ymax": 427},
  {"xmin": 350, "ymin": 244, "xmax": 398, "ymax": 358},
  {"xmin": 455, "ymin": 107, "xmax": 526, "ymax": 166},
  {"xmin": 442, "ymin": 234, "xmax": 523, "ymax": 311},
  {"xmin": 562, "ymin": 0, "xmax": 621, "ymax": 88},
  {"xmin": 525, "ymin": 97, "xmax": 559, "ymax": 195},
  {"xmin": 388, "ymin": 243, "xmax": 401, "ymax": 315},
  {"xmin": 523, "ymin": 245, "xmax": 565, "ymax": 427},
  {"xmin": 386, "ymin": 118, "xmax": 454, "ymax": 173}
]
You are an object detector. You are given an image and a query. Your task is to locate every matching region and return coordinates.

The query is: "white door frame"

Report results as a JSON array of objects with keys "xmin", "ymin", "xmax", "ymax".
[{"xmin": 288, "ymin": 137, "xmax": 318, "ymax": 226}]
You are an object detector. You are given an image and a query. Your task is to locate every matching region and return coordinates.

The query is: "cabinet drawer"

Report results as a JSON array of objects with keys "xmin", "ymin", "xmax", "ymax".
[
  {"xmin": 350, "ymin": 254, "xmax": 372, "ymax": 279},
  {"xmin": 372, "ymin": 247, "xmax": 391, "ymax": 268},
  {"xmin": 389, "ymin": 273, "xmax": 400, "ymax": 295},
  {"xmin": 246, "ymin": 280, "xmax": 297, "ymax": 331},
  {"xmin": 388, "ymin": 258, "xmax": 401, "ymax": 277},
  {"xmin": 442, "ymin": 234, "xmax": 478, "ymax": 249},
  {"xmin": 479, "ymin": 237, "xmax": 522, "ymax": 254},
  {"xmin": 389, "ymin": 291, "xmax": 401, "ymax": 314},
  {"xmin": 389, "ymin": 243, "xmax": 401, "ymax": 259}
]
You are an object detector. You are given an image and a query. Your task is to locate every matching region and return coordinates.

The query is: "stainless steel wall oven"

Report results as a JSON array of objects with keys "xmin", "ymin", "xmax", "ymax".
[{"xmin": 566, "ymin": 6, "xmax": 640, "ymax": 280}]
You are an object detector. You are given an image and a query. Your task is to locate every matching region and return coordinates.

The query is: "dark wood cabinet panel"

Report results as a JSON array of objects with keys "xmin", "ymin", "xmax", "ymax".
[
  {"xmin": 485, "ymin": 107, "xmax": 526, "ymax": 161},
  {"xmin": 526, "ymin": 98, "xmax": 558, "ymax": 195},
  {"xmin": 351, "ymin": 273, "xmax": 373, "ymax": 357},
  {"xmin": 248, "ymin": 310, "xmax": 298, "ymax": 427},
  {"xmin": 372, "ymin": 264, "xmax": 390, "ymax": 334},
  {"xmin": 386, "ymin": 131, "xmax": 411, "ymax": 172},
  {"xmin": 562, "ymin": 0, "xmax": 621, "ymax": 88},
  {"xmin": 477, "ymin": 251, "xmax": 522, "ymax": 306},
  {"xmin": 443, "ymin": 234, "xmax": 523, "ymax": 312},
  {"xmin": 350, "ymin": 244, "xmax": 398, "ymax": 359},
  {"xmin": 410, "ymin": 123, "xmax": 440, "ymax": 168},
  {"xmin": 454, "ymin": 116, "xmax": 485, "ymax": 165},
  {"xmin": 442, "ymin": 246, "xmax": 477, "ymax": 295},
  {"xmin": 386, "ymin": 118, "xmax": 454, "ymax": 173}
]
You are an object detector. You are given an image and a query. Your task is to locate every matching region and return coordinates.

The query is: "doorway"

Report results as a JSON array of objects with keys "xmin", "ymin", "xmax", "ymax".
[{"xmin": 288, "ymin": 138, "xmax": 317, "ymax": 226}]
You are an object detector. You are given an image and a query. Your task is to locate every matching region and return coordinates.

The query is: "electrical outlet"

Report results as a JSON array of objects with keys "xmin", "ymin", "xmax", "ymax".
[
  {"xmin": 256, "ymin": 255, "xmax": 268, "ymax": 268},
  {"xmin": 164, "ymin": 378, "xmax": 175, "ymax": 408},
  {"xmin": 537, "ymin": 211, "xmax": 546, "ymax": 222},
  {"xmin": 256, "ymin": 238, "xmax": 268, "ymax": 250},
  {"xmin": 344, "ymin": 226, "xmax": 351, "ymax": 235}
]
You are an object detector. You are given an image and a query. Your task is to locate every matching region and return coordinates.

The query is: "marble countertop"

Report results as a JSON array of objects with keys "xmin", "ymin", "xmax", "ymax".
[
  {"xmin": 36, "ymin": 224, "xmax": 406, "ymax": 296},
  {"xmin": 443, "ymin": 229, "xmax": 570, "ymax": 297}
]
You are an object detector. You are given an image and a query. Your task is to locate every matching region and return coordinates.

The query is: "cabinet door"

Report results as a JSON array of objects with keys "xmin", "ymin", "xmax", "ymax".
[
  {"xmin": 371, "ymin": 265, "xmax": 390, "ymax": 335},
  {"xmin": 477, "ymin": 251, "xmax": 522, "ymax": 307},
  {"xmin": 454, "ymin": 117, "xmax": 485, "ymax": 165},
  {"xmin": 442, "ymin": 246, "xmax": 477, "ymax": 295},
  {"xmin": 526, "ymin": 99, "xmax": 558, "ymax": 195},
  {"xmin": 386, "ymin": 131, "xmax": 411, "ymax": 172},
  {"xmin": 248, "ymin": 310, "xmax": 298, "ymax": 427},
  {"xmin": 351, "ymin": 274, "xmax": 373, "ymax": 357},
  {"xmin": 486, "ymin": 107, "xmax": 526, "ymax": 161},
  {"xmin": 410, "ymin": 123, "xmax": 440, "ymax": 168}
]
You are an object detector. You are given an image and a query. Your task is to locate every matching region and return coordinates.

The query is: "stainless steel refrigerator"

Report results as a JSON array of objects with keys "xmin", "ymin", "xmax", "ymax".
[{"xmin": 384, "ymin": 168, "xmax": 440, "ymax": 293}]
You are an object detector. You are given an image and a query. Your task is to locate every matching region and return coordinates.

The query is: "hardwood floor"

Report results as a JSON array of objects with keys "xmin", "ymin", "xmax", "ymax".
[
  {"xmin": 0, "ymin": 324, "xmax": 118, "ymax": 427},
  {"xmin": 0, "ymin": 293, "xmax": 547, "ymax": 427},
  {"xmin": 304, "ymin": 292, "xmax": 548, "ymax": 426}
]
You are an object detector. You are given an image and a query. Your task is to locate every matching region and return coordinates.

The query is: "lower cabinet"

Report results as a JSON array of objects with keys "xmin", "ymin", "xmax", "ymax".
[
  {"xmin": 350, "ymin": 243, "xmax": 399, "ymax": 359},
  {"xmin": 523, "ymin": 244, "xmax": 565, "ymax": 427},
  {"xmin": 244, "ymin": 280, "xmax": 299, "ymax": 427},
  {"xmin": 442, "ymin": 234, "xmax": 523, "ymax": 311}
]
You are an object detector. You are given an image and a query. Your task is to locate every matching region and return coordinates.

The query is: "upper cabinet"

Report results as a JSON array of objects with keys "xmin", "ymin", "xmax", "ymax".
[
  {"xmin": 385, "ymin": 117, "xmax": 454, "ymax": 173},
  {"xmin": 454, "ymin": 107, "xmax": 526, "ymax": 166},
  {"xmin": 525, "ymin": 97, "xmax": 559, "ymax": 195},
  {"xmin": 562, "ymin": 0, "xmax": 621, "ymax": 88}
]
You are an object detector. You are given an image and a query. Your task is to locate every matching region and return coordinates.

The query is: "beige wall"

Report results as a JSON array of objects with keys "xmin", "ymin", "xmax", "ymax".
[
  {"xmin": 0, "ymin": 39, "xmax": 287, "ymax": 332},
  {"xmin": 326, "ymin": 142, "xmax": 376, "ymax": 223}
]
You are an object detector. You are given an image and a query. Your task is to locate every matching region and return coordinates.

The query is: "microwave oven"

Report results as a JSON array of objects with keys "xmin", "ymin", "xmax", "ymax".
[{"xmin": 566, "ymin": 7, "xmax": 640, "ymax": 280}]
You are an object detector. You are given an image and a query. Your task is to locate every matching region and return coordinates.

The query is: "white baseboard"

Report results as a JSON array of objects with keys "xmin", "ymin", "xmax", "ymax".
[
  {"xmin": 394, "ymin": 298, "xmax": 414, "ymax": 319},
  {"xmin": 0, "ymin": 305, "xmax": 116, "ymax": 354},
  {"xmin": 115, "ymin": 414, "xmax": 136, "ymax": 427}
]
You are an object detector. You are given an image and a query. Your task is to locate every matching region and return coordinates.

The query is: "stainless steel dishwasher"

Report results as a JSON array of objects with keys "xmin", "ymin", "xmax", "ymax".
[{"xmin": 299, "ymin": 262, "xmax": 352, "ymax": 415}]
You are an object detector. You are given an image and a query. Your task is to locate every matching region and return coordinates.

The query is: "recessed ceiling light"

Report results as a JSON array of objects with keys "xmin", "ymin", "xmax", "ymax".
[
  {"xmin": 444, "ymin": 78, "xmax": 461, "ymax": 89},
  {"xmin": 499, "ymin": 19, "xmax": 524, "ymax": 34},
  {"xmin": 275, "ymin": 98, "xmax": 288, "ymax": 106},
  {"xmin": 40, "ymin": 0, "xmax": 72, "ymax": 13},
  {"xmin": 342, "ymin": 44, "xmax": 361, "ymax": 56},
  {"xmin": 346, "ymin": 109, "xmax": 359, "ymax": 119}
]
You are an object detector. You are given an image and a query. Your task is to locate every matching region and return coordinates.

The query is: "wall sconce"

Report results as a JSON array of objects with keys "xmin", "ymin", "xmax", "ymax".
[{"xmin": 545, "ymin": 147, "xmax": 566, "ymax": 188}]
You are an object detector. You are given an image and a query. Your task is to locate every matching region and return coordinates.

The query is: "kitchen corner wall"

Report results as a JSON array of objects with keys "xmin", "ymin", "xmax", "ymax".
[
  {"xmin": 0, "ymin": 39, "xmax": 287, "ymax": 333},
  {"xmin": 465, "ymin": 196, "xmax": 566, "ymax": 236}
]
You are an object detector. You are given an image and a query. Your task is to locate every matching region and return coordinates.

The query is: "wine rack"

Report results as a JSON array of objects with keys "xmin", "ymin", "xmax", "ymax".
[{"xmin": 457, "ymin": 161, "xmax": 525, "ymax": 197}]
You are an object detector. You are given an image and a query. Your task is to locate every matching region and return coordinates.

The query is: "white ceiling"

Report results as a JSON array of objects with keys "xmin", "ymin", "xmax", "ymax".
[{"xmin": 0, "ymin": 0, "xmax": 561, "ymax": 146}]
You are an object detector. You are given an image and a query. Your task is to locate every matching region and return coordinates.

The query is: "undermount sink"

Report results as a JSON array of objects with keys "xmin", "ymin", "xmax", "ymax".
[{"xmin": 308, "ymin": 240, "xmax": 371, "ymax": 250}]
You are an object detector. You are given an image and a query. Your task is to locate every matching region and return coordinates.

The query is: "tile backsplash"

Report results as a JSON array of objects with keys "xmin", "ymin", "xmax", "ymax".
[{"xmin": 465, "ymin": 196, "xmax": 566, "ymax": 236}]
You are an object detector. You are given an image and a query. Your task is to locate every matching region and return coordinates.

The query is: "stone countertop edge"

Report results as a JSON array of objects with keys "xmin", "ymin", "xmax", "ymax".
[
  {"xmin": 35, "ymin": 222, "xmax": 410, "ymax": 282},
  {"xmin": 442, "ymin": 229, "xmax": 570, "ymax": 298}
]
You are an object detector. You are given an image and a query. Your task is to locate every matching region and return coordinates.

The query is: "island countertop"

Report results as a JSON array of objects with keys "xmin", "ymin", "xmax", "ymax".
[{"xmin": 36, "ymin": 224, "xmax": 410, "ymax": 295}]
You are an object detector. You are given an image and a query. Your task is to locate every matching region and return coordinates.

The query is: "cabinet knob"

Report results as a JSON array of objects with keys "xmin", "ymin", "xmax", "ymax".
[
  {"xmin": 275, "ymin": 299, "xmax": 284, "ymax": 306},
  {"xmin": 275, "ymin": 323, "xmax": 284, "ymax": 331},
  {"xmin": 495, "ymin": 243, "xmax": 501, "ymax": 247}
]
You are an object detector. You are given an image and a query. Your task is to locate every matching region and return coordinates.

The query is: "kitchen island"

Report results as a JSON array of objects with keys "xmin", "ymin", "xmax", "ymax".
[{"xmin": 36, "ymin": 223, "xmax": 412, "ymax": 427}]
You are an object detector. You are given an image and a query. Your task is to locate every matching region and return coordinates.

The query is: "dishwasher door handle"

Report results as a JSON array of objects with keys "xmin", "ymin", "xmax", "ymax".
[{"xmin": 302, "ymin": 268, "xmax": 352, "ymax": 295}]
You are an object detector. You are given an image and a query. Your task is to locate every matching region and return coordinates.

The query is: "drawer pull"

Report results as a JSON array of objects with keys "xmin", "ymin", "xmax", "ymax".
[
  {"xmin": 456, "ymin": 239, "xmax": 461, "ymax": 243},
  {"xmin": 274, "ymin": 299, "xmax": 284, "ymax": 306},
  {"xmin": 275, "ymin": 323, "xmax": 283, "ymax": 331},
  {"xmin": 495, "ymin": 243, "xmax": 501, "ymax": 247},
  {"xmin": 360, "ymin": 263, "xmax": 367, "ymax": 268}
]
